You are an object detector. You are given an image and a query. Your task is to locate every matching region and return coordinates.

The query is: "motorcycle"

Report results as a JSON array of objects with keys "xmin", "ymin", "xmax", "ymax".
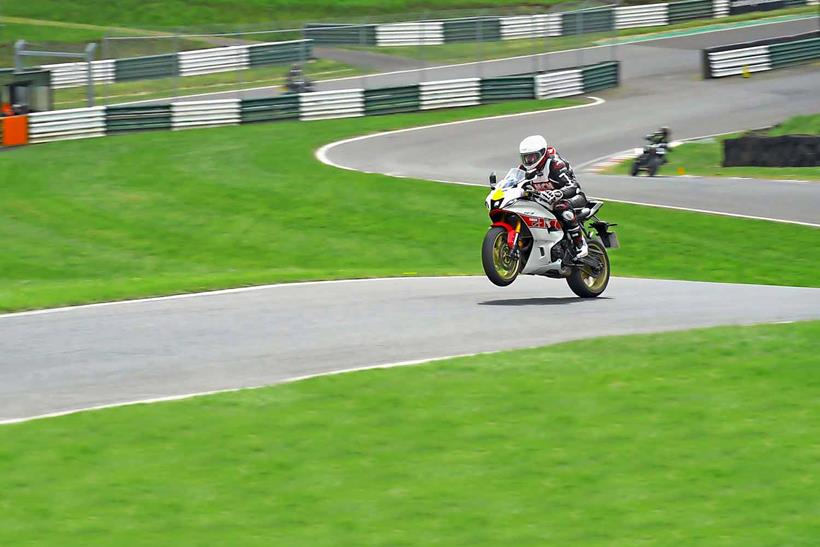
[
  {"xmin": 481, "ymin": 168, "xmax": 618, "ymax": 298},
  {"xmin": 631, "ymin": 143, "xmax": 667, "ymax": 177}
]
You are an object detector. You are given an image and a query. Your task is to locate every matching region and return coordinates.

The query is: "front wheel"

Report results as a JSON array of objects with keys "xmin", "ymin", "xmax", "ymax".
[
  {"xmin": 566, "ymin": 239, "xmax": 610, "ymax": 298},
  {"xmin": 482, "ymin": 226, "xmax": 520, "ymax": 286},
  {"xmin": 630, "ymin": 159, "xmax": 640, "ymax": 177},
  {"xmin": 647, "ymin": 156, "xmax": 662, "ymax": 177}
]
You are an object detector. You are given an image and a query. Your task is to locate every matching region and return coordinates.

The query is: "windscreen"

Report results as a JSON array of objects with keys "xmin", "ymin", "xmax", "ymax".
[{"xmin": 500, "ymin": 168, "xmax": 525, "ymax": 188}]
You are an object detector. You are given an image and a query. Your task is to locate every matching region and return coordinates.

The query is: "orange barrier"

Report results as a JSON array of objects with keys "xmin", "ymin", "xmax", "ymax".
[{"xmin": 1, "ymin": 115, "xmax": 29, "ymax": 146}]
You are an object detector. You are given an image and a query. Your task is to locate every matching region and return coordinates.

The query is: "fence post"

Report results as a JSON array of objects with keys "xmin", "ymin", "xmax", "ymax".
[
  {"xmin": 85, "ymin": 42, "xmax": 97, "ymax": 107},
  {"xmin": 14, "ymin": 39, "xmax": 26, "ymax": 72}
]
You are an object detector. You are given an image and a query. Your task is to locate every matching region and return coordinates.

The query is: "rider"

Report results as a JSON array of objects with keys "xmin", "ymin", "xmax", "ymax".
[
  {"xmin": 517, "ymin": 135, "xmax": 588, "ymax": 259},
  {"xmin": 646, "ymin": 126, "xmax": 671, "ymax": 163},
  {"xmin": 646, "ymin": 126, "xmax": 670, "ymax": 145}
]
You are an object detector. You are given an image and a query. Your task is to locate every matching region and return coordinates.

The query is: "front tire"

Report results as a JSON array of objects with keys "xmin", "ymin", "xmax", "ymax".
[
  {"xmin": 647, "ymin": 156, "xmax": 661, "ymax": 177},
  {"xmin": 630, "ymin": 160, "xmax": 640, "ymax": 177},
  {"xmin": 482, "ymin": 226, "xmax": 520, "ymax": 286},
  {"xmin": 566, "ymin": 239, "xmax": 610, "ymax": 298}
]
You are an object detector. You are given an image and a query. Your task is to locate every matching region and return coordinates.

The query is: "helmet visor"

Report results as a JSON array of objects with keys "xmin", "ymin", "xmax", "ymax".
[{"xmin": 521, "ymin": 150, "xmax": 543, "ymax": 168}]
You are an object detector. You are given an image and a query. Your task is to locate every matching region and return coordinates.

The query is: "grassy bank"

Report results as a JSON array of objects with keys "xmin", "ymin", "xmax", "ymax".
[
  {"xmin": 2, "ymin": 320, "xmax": 818, "ymax": 545},
  {"xmin": 607, "ymin": 113, "xmax": 820, "ymax": 181},
  {"xmin": 1, "ymin": 97, "xmax": 819, "ymax": 311}
]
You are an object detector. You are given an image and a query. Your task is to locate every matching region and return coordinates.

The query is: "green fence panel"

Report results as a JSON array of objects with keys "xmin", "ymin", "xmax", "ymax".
[
  {"xmin": 561, "ymin": 8, "xmax": 614, "ymax": 36},
  {"xmin": 668, "ymin": 0, "xmax": 713, "ymax": 23},
  {"xmin": 105, "ymin": 105, "xmax": 173, "ymax": 133},
  {"xmin": 442, "ymin": 17, "xmax": 501, "ymax": 43},
  {"xmin": 240, "ymin": 94, "xmax": 300, "ymax": 123},
  {"xmin": 248, "ymin": 41, "xmax": 314, "ymax": 68},
  {"xmin": 582, "ymin": 61, "xmax": 619, "ymax": 92},
  {"xmin": 769, "ymin": 37, "xmax": 820, "ymax": 68},
  {"xmin": 364, "ymin": 86, "xmax": 420, "ymax": 115},
  {"xmin": 304, "ymin": 24, "xmax": 377, "ymax": 46},
  {"xmin": 115, "ymin": 54, "xmax": 178, "ymax": 82},
  {"xmin": 480, "ymin": 76, "xmax": 535, "ymax": 103}
]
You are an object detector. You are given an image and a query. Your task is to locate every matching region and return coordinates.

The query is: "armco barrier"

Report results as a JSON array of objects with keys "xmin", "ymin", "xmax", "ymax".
[
  {"xmin": 500, "ymin": 14, "xmax": 562, "ymax": 39},
  {"xmin": 304, "ymin": 24, "xmax": 377, "ymax": 46},
  {"xmin": 376, "ymin": 22, "xmax": 445, "ymax": 46},
  {"xmin": 420, "ymin": 78, "xmax": 481, "ymax": 110},
  {"xmin": 364, "ymin": 86, "xmax": 421, "ymax": 115},
  {"xmin": 561, "ymin": 8, "xmax": 615, "ymax": 36},
  {"xmin": 443, "ymin": 17, "xmax": 501, "ymax": 43},
  {"xmin": 480, "ymin": 75, "xmax": 535, "ymax": 102},
  {"xmin": 27, "ymin": 107, "xmax": 106, "ymax": 143},
  {"xmin": 172, "ymin": 99, "xmax": 241, "ymax": 129},
  {"xmin": 614, "ymin": 4, "xmax": 669, "ymax": 29},
  {"xmin": 240, "ymin": 95, "xmax": 301, "ymax": 123},
  {"xmin": 582, "ymin": 61, "xmax": 620, "ymax": 91},
  {"xmin": 178, "ymin": 46, "xmax": 249, "ymax": 77},
  {"xmin": 26, "ymin": 39, "xmax": 312, "ymax": 90},
  {"xmin": 106, "ymin": 104, "xmax": 173, "ymax": 133},
  {"xmin": 299, "ymin": 89, "xmax": 364, "ymax": 120},
  {"xmin": 707, "ymin": 45, "xmax": 771, "ymax": 77},
  {"xmin": 41, "ymin": 60, "xmax": 116, "ymax": 89},
  {"xmin": 248, "ymin": 40, "xmax": 311, "ymax": 67},
  {"xmin": 668, "ymin": 0, "xmax": 714, "ymax": 22},
  {"xmin": 769, "ymin": 36, "xmax": 820, "ymax": 68},
  {"xmin": 10, "ymin": 61, "xmax": 620, "ymax": 148},
  {"xmin": 703, "ymin": 31, "xmax": 819, "ymax": 77},
  {"xmin": 536, "ymin": 69, "xmax": 584, "ymax": 99},
  {"xmin": 115, "ymin": 54, "xmax": 179, "ymax": 82}
]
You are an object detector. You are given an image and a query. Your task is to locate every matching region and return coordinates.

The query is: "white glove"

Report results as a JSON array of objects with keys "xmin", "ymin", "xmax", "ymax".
[{"xmin": 544, "ymin": 189, "xmax": 564, "ymax": 204}]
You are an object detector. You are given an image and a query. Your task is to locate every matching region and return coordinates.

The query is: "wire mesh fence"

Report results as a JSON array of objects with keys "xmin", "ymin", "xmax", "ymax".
[{"xmin": 2, "ymin": 1, "xmax": 632, "ymax": 109}]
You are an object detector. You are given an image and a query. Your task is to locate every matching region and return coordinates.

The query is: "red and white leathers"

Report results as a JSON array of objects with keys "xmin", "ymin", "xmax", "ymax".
[{"xmin": 518, "ymin": 146, "xmax": 588, "ymax": 259}]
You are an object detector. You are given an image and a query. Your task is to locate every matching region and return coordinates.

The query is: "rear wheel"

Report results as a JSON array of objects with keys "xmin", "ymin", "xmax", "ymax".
[
  {"xmin": 482, "ymin": 226, "xmax": 520, "ymax": 286},
  {"xmin": 566, "ymin": 240, "xmax": 610, "ymax": 298}
]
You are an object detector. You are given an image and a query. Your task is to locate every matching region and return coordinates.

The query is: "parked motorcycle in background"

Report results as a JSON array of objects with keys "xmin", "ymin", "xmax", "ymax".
[{"xmin": 481, "ymin": 168, "xmax": 619, "ymax": 298}]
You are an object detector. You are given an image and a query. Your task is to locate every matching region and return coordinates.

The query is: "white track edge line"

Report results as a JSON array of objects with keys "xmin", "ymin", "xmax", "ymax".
[
  {"xmin": 0, "ymin": 275, "xmax": 475, "ymax": 320},
  {"xmin": 316, "ymin": 96, "xmax": 605, "ymax": 169},
  {"xmin": 2, "ymin": 314, "xmax": 810, "ymax": 426}
]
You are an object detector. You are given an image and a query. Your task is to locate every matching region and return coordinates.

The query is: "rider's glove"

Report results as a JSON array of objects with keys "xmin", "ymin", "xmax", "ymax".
[{"xmin": 545, "ymin": 189, "xmax": 564, "ymax": 204}]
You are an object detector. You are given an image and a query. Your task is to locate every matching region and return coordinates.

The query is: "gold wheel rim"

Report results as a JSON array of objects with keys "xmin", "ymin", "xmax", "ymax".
[
  {"xmin": 492, "ymin": 232, "xmax": 518, "ymax": 281},
  {"xmin": 581, "ymin": 244, "xmax": 608, "ymax": 292}
]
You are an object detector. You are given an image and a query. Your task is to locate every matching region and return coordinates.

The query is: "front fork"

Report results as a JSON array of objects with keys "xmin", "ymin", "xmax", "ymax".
[{"xmin": 509, "ymin": 219, "xmax": 522, "ymax": 260}]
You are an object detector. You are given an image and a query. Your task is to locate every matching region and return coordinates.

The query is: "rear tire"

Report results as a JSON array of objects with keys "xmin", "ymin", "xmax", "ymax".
[
  {"xmin": 566, "ymin": 240, "xmax": 610, "ymax": 298},
  {"xmin": 482, "ymin": 226, "xmax": 520, "ymax": 287}
]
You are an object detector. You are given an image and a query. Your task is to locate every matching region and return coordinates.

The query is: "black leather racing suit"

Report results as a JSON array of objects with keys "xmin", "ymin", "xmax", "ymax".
[{"xmin": 519, "ymin": 148, "xmax": 587, "ymax": 252}]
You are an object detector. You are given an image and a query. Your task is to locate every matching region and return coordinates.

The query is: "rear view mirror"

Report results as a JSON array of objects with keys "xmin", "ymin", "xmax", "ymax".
[{"xmin": 489, "ymin": 172, "xmax": 497, "ymax": 188}]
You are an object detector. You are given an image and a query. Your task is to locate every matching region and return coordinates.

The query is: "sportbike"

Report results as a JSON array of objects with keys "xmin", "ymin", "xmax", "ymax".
[{"xmin": 481, "ymin": 168, "xmax": 619, "ymax": 298}]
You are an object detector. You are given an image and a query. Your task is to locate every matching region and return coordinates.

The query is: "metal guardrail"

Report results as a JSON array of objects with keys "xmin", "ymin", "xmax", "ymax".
[
  {"xmin": 172, "ymin": 99, "xmax": 241, "ymax": 129},
  {"xmin": 27, "ymin": 107, "xmax": 106, "ymax": 143},
  {"xmin": 299, "ymin": 89, "xmax": 365, "ymax": 120},
  {"xmin": 19, "ymin": 39, "xmax": 312, "ymax": 91},
  {"xmin": 703, "ymin": 31, "xmax": 819, "ymax": 78},
  {"xmin": 17, "ymin": 61, "xmax": 620, "ymax": 147}
]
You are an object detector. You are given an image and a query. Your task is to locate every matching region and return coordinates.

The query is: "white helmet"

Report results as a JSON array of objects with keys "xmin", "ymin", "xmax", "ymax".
[{"xmin": 519, "ymin": 135, "xmax": 548, "ymax": 176}]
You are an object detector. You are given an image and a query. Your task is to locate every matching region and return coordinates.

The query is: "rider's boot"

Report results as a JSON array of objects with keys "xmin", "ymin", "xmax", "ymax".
[{"xmin": 573, "ymin": 233, "xmax": 588, "ymax": 259}]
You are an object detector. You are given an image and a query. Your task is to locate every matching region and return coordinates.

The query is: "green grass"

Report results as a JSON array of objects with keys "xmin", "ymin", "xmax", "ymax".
[
  {"xmin": 1, "ymin": 97, "xmax": 819, "ymax": 312},
  {"xmin": 607, "ymin": 113, "xmax": 820, "ymax": 181},
  {"xmin": 2, "ymin": 320, "xmax": 818, "ymax": 545}
]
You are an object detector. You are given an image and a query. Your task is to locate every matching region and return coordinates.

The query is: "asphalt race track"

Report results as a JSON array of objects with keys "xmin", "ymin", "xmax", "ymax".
[{"xmin": 2, "ymin": 18, "xmax": 819, "ymax": 422}]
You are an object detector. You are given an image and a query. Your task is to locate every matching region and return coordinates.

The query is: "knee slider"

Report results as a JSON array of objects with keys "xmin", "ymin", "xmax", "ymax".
[{"xmin": 562, "ymin": 211, "xmax": 575, "ymax": 222}]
